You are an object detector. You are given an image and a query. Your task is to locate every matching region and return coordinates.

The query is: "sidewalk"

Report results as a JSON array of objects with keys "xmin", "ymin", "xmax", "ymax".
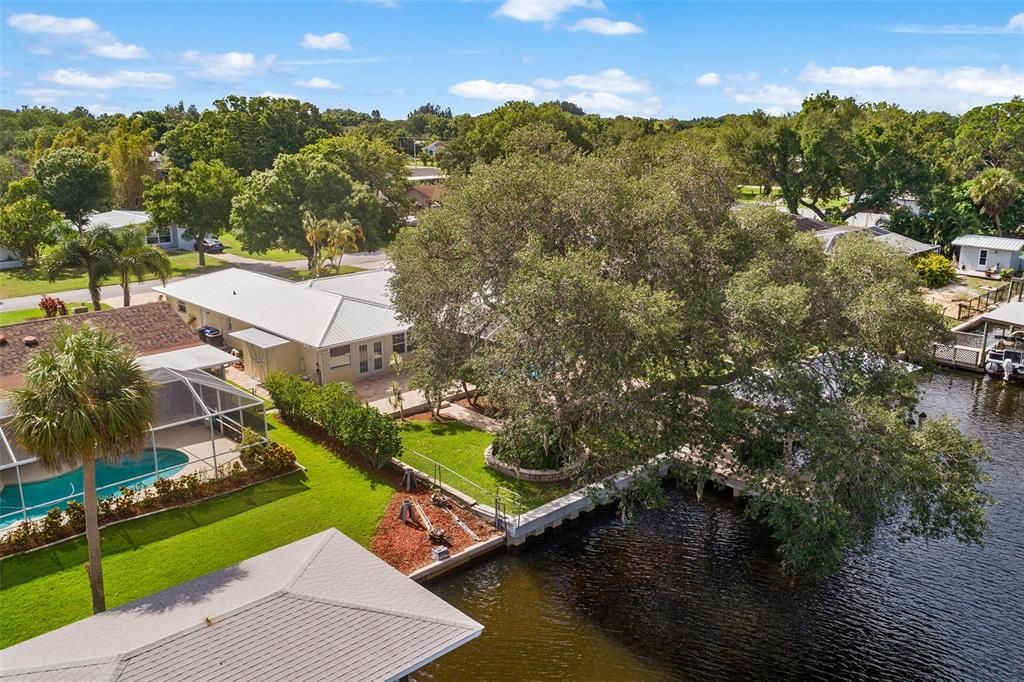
[{"xmin": 439, "ymin": 402, "xmax": 503, "ymax": 433}]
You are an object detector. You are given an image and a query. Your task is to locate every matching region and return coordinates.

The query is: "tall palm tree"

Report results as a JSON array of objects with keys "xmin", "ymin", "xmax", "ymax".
[
  {"xmin": 107, "ymin": 225, "xmax": 172, "ymax": 307},
  {"xmin": 968, "ymin": 167, "xmax": 1022, "ymax": 237},
  {"xmin": 39, "ymin": 226, "xmax": 116, "ymax": 311},
  {"xmin": 8, "ymin": 324, "xmax": 156, "ymax": 614},
  {"xmin": 303, "ymin": 212, "xmax": 331, "ymax": 278},
  {"xmin": 324, "ymin": 217, "xmax": 363, "ymax": 274}
]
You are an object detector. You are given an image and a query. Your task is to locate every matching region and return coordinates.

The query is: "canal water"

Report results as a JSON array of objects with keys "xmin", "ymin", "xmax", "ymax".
[{"xmin": 423, "ymin": 371, "xmax": 1023, "ymax": 681}]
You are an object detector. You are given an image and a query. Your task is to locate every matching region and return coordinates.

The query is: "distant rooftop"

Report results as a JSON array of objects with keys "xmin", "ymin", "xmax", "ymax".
[
  {"xmin": 80, "ymin": 209, "xmax": 151, "ymax": 231},
  {"xmin": 950, "ymin": 235, "xmax": 1024, "ymax": 252},
  {"xmin": 0, "ymin": 529, "xmax": 483, "ymax": 681},
  {"xmin": 408, "ymin": 166, "xmax": 445, "ymax": 182}
]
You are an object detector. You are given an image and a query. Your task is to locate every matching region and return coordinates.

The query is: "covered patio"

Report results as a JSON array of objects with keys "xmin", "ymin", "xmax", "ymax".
[{"xmin": 0, "ymin": 366, "xmax": 267, "ymax": 528}]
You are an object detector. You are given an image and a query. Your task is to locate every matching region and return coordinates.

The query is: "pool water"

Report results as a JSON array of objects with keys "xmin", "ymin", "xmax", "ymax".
[{"xmin": 0, "ymin": 448, "xmax": 189, "ymax": 527}]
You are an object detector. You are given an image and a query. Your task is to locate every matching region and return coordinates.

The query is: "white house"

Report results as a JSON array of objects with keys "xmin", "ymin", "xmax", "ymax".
[
  {"xmin": 424, "ymin": 140, "xmax": 446, "ymax": 156},
  {"xmin": 81, "ymin": 210, "xmax": 196, "ymax": 251},
  {"xmin": 155, "ymin": 268, "xmax": 412, "ymax": 385},
  {"xmin": 950, "ymin": 235, "xmax": 1024, "ymax": 275}
]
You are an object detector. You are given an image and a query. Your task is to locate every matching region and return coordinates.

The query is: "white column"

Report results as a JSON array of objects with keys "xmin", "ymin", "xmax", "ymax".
[
  {"xmin": 14, "ymin": 465, "xmax": 28, "ymax": 521},
  {"xmin": 151, "ymin": 430, "xmax": 159, "ymax": 479}
]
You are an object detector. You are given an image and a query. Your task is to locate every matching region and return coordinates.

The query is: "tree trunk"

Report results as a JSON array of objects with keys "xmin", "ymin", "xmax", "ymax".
[
  {"xmin": 197, "ymin": 240, "xmax": 206, "ymax": 268},
  {"xmin": 122, "ymin": 272, "xmax": 131, "ymax": 307},
  {"xmin": 88, "ymin": 263, "xmax": 102, "ymax": 311},
  {"xmin": 81, "ymin": 454, "xmax": 107, "ymax": 613},
  {"xmin": 995, "ymin": 213, "xmax": 1003, "ymax": 238}
]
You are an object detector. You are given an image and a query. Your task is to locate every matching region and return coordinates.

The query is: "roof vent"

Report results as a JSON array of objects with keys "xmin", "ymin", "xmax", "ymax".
[{"xmin": 23, "ymin": 336, "xmax": 38, "ymax": 347}]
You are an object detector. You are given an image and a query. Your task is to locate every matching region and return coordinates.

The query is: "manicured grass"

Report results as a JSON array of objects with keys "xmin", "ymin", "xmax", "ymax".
[
  {"xmin": 0, "ymin": 302, "xmax": 111, "ymax": 326},
  {"xmin": 218, "ymin": 233, "xmax": 305, "ymax": 262},
  {"xmin": 0, "ymin": 252, "xmax": 227, "ymax": 299},
  {"xmin": 0, "ymin": 415, "xmax": 394, "ymax": 647},
  {"xmin": 399, "ymin": 420, "xmax": 570, "ymax": 511},
  {"xmin": 278, "ymin": 265, "xmax": 363, "ymax": 282}
]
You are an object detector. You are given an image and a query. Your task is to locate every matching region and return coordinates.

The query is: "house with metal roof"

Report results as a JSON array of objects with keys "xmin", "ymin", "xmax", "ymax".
[
  {"xmin": 950, "ymin": 234, "xmax": 1024, "ymax": 276},
  {"xmin": 0, "ymin": 528, "xmax": 483, "ymax": 680},
  {"xmin": 155, "ymin": 269, "xmax": 411, "ymax": 385}
]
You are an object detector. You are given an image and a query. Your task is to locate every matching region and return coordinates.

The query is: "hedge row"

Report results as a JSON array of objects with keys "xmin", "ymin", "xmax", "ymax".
[
  {"xmin": 264, "ymin": 372, "xmax": 401, "ymax": 469},
  {"xmin": 0, "ymin": 435, "xmax": 297, "ymax": 556}
]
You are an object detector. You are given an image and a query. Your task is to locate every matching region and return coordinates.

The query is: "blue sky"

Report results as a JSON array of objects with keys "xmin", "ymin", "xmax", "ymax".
[{"xmin": 1, "ymin": 1, "xmax": 1022, "ymax": 119}]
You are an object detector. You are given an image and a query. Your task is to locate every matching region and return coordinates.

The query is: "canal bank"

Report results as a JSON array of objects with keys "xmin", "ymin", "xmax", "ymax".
[{"xmin": 422, "ymin": 370, "xmax": 1024, "ymax": 681}]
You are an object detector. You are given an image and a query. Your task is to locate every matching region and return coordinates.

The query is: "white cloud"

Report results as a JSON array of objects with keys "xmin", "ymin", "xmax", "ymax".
[
  {"xmin": 41, "ymin": 68, "xmax": 175, "ymax": 89},
  {"xmin": 725, "ymin": 84, "xmax": 804, "ymax": 107},
  {"xmin": 449, "ymin": 79, "xmax": 538, "ymax": 100},
  {"xmin": 260, "ymin": 91, "xmax": 299, "ymax": 100},
  {"xmin": 568, "ymin": 18, "xmax": 643, "ymax": 35},
  {"xmin": 6, "ymin": 13, "xmax": 99, "ymax": 36},
  {"xmin": 90, "ymin": 42, "xmax": 148, "ymax": 59},
  {"xmin": 565, "ymin": 91, "xmax": 662, "ymax": 116},
  {"xmin": 494, "ymin": 0, "xmax": 603, "ymax": 23},
  {"xmin": 6, "ymin": 13, "xmax": 148, "ymax": 59},
  {"xmin": 182, "ymin": 51, "xmax": 277, "ymax": 81},
  {"xmin": 86, "ymin": 103, "xmax": 123, "ymax": 116},
  {"xmin": 522, "ymin": 55, "xmax": 536, "ymax": 64},
  {"xmin": 890, "ymin": 12, "xmax": 1024, "ymax": 34},
  {"xmin": 800, "ymin": 63, "xmax": 1024, "ymax": 98},
  {"xmin": 16, "ymin": 87, "xmax": 75, "ymax": 104},
  {"xmin": 302, "ymin": 32, "xmax": 353, "ymax": 50},
  {"xmin": 536, "ymin": 68, "xmax": 649, "ymax": 94},
  {"xmin": 696, "ymin": 72, "xmax": 720, "ymax": 86},
  {"xmin": 296, "ymin": 76, "xmax": 341, "ymax": 90}
]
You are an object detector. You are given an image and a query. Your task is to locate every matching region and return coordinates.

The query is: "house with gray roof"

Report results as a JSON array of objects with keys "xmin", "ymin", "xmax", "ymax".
[
  {"xmin": 0, "ymin": 529, "xmax": 483, "ymax": 681},
  {"xmin": 155, "ymin": 269, "xmax": 410, "ymax": 385},
  {"xmin": 950, "ymin": 234, "xmax": 1024, "ymax": 275}
]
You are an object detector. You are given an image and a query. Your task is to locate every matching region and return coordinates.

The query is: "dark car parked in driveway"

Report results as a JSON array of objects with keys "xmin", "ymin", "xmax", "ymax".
[{"xmin": 195, "ymin": 237, "xmax": 225, "ymax": 253}]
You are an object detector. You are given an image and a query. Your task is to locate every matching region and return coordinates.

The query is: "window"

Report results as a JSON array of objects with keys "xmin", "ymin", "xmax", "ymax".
[
  {"xmin": 358, "ymin": 345, "xmax": 369, "ymax": 374},
  {"xmin": 392, "ymin": 333, "xmax": 406, "ymax": 354},
  {"xmin": 147, "ymin": 227, "xmax": 172, "ymax": 245},
  {"xmin": 373, "ymin": 341, "xmax": 383, "ymax": 371},
  {"xmin": 177, "ymin": 301, "xmax": 187, "ymax": 313},
  {"xmin": 329, "ymin": 344, "xmax": 351, "ymax": 369},
  {"xmin": 979, "ymin": 249, "xmax": 988, "ymax": 266}
]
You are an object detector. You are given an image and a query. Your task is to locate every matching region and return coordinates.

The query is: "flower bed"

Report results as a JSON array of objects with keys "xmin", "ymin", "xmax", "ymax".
[
  {"xmin": 483, "ymin": 444, "xmax": 574, "ymax": 483},
  {"xmin": 0, "ymin": 436, "xmax": 298, "ymax": 557}
]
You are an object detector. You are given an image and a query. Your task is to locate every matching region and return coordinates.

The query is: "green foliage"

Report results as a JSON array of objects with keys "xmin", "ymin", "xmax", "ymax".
[
  {"xmin": 915, "ymin": 252, "xmax": 957, "ymax": 288},
  {"xmin": 263, "ymin": 372, "xmax": 401, "ymax": 468},
  {"xmin": 954, "ymin": 97, "xmax": 1024, "ymax": 177},
  {"xmin": 0, "ymin": 193, "xmax": 62, "ymax": 262},
  {"xmin": 967, "ymin": 167, "xmax": 1022, "ymax": 236},
  {"xmin": 100, "ymin": 118, "xmax": 155, "ymax": 209},
  {"xmin": 32, "ymin": 146, "xmax": 112, "ymax": 229}
]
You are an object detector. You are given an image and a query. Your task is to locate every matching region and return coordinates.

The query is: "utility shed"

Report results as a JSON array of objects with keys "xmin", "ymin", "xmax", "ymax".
[
  {"xmin": 951, "ymin": 235, "xmax": 1024, "ymax": 274},
  {"xmin": 0, "ymin": 529, "xmax": 483, "ymax": 681}
]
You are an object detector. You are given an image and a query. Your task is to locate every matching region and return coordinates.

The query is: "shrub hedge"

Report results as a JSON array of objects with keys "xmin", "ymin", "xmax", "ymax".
[{"xmin": 264, "ymin": 372, "xmax": 401, "ymax": 469}]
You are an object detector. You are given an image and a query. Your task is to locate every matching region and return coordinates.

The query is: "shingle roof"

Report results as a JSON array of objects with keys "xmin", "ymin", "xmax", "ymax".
[
  {"xmin": 950, "ymin": 234, "xmax": 1024, "ymax": 252},
  {"xmin": 156, "ymin": 269, "xmax": 407, "ymax": 349},
  {"xmin": 0, "ymin": 529, "xmax": 482, "ymax": 681},
  {"xmin": 0, "ymin": 303, "xmax": 200, "ymax": 389}
]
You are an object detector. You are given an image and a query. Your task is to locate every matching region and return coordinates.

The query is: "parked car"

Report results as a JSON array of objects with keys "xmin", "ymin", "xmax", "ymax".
[{"xmin": 195, "ymin": 237, "xmax": 225, "ymax": 253}]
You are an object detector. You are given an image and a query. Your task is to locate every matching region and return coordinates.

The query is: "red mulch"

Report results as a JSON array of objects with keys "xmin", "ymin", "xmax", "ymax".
[
  {"xmin": 403, "ymin": 411, "xmax": 455, "ymax": 423},
  {"xmin": 371, "ymin": 488, "xmax": 499, "ymax": 574}
]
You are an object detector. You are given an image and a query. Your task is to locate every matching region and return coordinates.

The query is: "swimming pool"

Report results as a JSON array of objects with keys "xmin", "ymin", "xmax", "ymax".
[{"xmin": 0, "ymin": 448, "xmax": 189, "ymax": 527}]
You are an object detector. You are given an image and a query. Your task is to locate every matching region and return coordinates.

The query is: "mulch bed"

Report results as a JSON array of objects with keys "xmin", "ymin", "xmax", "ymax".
[
  {"xmin": 454, "ymin": 396, "xmax": 506, "ymax": 419},
  {"xmin": 371, "ymin": 488, "xmax": 499, "ymax": 574}
]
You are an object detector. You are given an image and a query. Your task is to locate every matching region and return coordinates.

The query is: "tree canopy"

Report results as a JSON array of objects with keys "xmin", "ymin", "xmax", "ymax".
[
  {"xmin": 32, "ymin": 146, "xmax": 112, "ymax": 230},
  {"xmin": 390, "ymin": 145, "xmax": 991, "ymax": 577}
]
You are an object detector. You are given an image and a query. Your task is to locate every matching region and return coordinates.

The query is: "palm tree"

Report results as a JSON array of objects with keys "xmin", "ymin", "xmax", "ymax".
[
  {"xmin": 303, "ymin": 212, "xmax": 331, "ymax": 278},
  {"xmin": 39, "ymin": 226, "xmax": 116, "ymax": 311},
  {"xmin": 107, "ymin": 225, "xmax": 172, "ymax": 307},
  {"xmin": 324, "ymin": 217, "xmax": 363, "ymax": 274},
  {"xmin": 8, "ymin": 324, "xmax": 156, "ymax": 614},
  {"xmin": 968, "ymin": 167, "xmax": 1022, "ymax": 237}
]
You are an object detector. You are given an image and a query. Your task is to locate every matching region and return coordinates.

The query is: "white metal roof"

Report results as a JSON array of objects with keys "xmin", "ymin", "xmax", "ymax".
[
  {"xmin": 228, "ymin": 327, "xmax": 293, "ymax": 349},
  {"xmin": 156, "ymin": 269, "xmax": 406, "ymax": 349},
  {"xmin": 136, "ymin": 345, "xmax": 238, "ymax": 372},
  {"xmin": 80, "ymin": 210, "xmax": 151, "ymax": 231},
  {"xmin": 981, "ymin": 301, "xmax": 1024, "ymax": 328},
  {"xmin": 304, "ymin": 269, "xmax": 394, "ymax": 306},
  {"xmin": 951, "ymin": 235, "xmax": 1024, "ymax": 252},
  {"xmin": 0, "ymin": 529, "xmax": 483, "ymax": 681}
]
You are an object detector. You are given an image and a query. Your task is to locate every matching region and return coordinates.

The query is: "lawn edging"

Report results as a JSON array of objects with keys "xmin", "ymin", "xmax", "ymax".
[{"xmin": 483, "ymin": 444, "xmax": 573, "ymax": 483}]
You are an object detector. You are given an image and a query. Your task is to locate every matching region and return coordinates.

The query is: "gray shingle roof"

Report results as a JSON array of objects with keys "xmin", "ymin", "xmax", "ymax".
[{"xmin": 0, "ymin": 530, "xmax": 482, "ymax": 681}]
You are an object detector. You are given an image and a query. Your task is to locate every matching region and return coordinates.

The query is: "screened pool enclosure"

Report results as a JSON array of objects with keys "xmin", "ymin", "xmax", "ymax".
[{"xmin": 0, "ymin": 366, "xmax": 267, "ymax": 528}]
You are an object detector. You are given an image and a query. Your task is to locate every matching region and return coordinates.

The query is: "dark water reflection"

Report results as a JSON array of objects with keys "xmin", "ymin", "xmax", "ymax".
[{"xmin": 424, "ymin": 371, "xmax": 1024, "ymax": 681}]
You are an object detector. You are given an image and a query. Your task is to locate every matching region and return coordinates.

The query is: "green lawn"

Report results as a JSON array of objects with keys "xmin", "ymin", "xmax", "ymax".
[
  {"xmin": 957, "ymin": 275, "xmax": 1001, "ymax": 293},
  {"xmin": 218, "ymin": 233, "xmax": 305, "ymax": 263},
  {"xmin": 0, "ymin": 415, "xmax": 394, "ymax": 647},
  {"xmin": 0, "ymin": 252, "xmax": 227, "ymax": 299},
  {"xmin": 0, "ymin": 302, "xmax": 112, "ymax": 326},
  {"xmin": 399, "ymin": 420, "xmax": 570, "ymax": 511}
]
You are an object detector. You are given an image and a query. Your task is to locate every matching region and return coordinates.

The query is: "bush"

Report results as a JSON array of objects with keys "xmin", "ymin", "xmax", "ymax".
[
  {"xmin": 38, "ymin": 294, "xmax": 68, "ymax": 318},
  {"xmin": 239, "ymin": 429, "xmax": 298, "ymax": 474},
  {"xmin": 264, "ymin": 372, "xmax": 313, "ymax": 420},
  {"xmin": 915, "ymin": 252, "xmax": 957, "ymax": 288},
  {"xmin": 999, "ymin": 268, "xmax": 1015, "ymax": 281},
  {"xmin": 265, "ymin": 374, "xmax": 401, "ymax": 469}
]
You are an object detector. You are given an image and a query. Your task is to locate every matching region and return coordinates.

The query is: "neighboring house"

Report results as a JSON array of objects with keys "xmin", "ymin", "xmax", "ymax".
[
  {"xmin": 425, "ymin": 140, "xmax": 446, "ymax": 156},
  {"xmin": 950, "ymin": 235, "xmax": 1024, "ymax": 275},
  {"xmin": 788, "ymin": 213, "xmax": 939, "ymax": 257},
  {"xmin": 0, "ymin": 302, "xmax": 235, "ymax": 391},
  {"xmin": 81, "ymin": 209, "xmax": 196, "ymax": 251},
  {"xmin": 408, "ymin": 166, "xmax": 446, "ymax": 182},
  {"xmin": 155, "ymin": 269, "xmax": 412, "ymax": 385},
  {"xmin": 0, "ymin": 529, "xmax": 482, "ymax": 680},
  {"xmin": 0, "ymin": 246, "xmax": 21, "ymax": 271},
  {"xmin": 406, "ymin": 183, "xmax": 446, "ymax": 210}
]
